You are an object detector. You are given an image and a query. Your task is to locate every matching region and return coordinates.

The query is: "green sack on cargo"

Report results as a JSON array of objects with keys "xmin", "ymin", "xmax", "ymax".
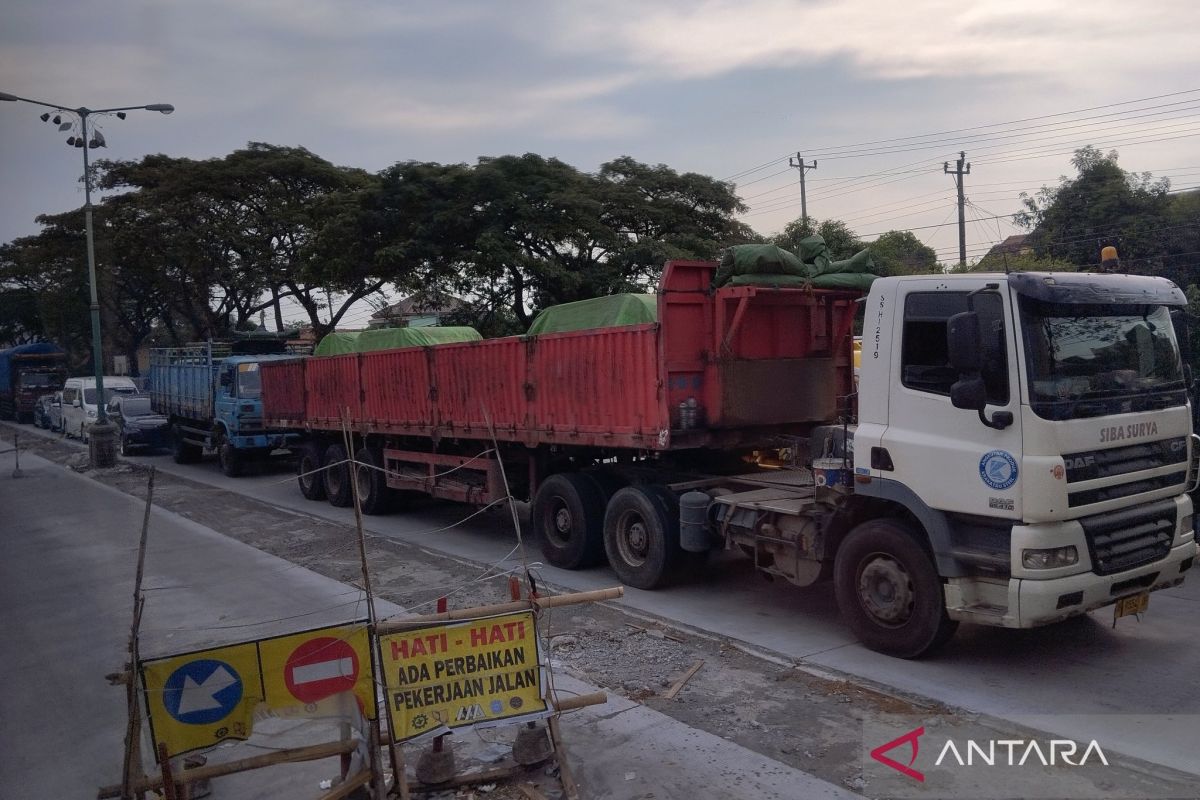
[
  {"xmin": 810, "ymin": 272, "xmax": 878, "ymax": 290},
  {"xmin": 315, "ymin": 326, "xmax": 482, "ymax": 356},
  {"xmin": 527, "ymin": 294, "xmax": 658, "ymax": 335},
  {"xmin": 714, "ymin": 245, "xmax": 807, "ymax": 287}
]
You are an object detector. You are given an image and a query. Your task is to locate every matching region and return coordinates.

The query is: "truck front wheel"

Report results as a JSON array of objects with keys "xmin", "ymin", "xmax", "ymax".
[
  {"xmin": 834, "ymin": 519, "xmax": 958, "ymax": 659},
  {"xmin": 217, "ymin": 435, "xmax": 244, "ymax": 478},
  {"xmin": 603, "ymin": 485, "xmax": 682, "ymax": 589},
  {"xmin": 297, "ymin": 445, "xmax": 326, "ymax": 501},
  {"xmin": 532, "ymin": 473, "xmax": 606, "ymax": 569},
  {"xmin": 323, "ymin": 443, "xmax": 353, "ymax": 508}
]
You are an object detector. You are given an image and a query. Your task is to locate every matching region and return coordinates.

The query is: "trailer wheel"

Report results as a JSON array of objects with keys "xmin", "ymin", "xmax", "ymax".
[
  {"xmin": 532, "ymin": 473, "xmax": 606, "ymax": 569},
  {"xmin": 355, "ymin": 447, "xmax": 396, "ymax": 515},
  {"xmin": 833, "ymin": 519, "xmax": 958, "ymax": 659},
  {"xmin": 603, "ymin": 485, "xmax": 682, "ymax": 589},
  {"xmin": 297, "ymin": 445, "xmax": 326, "ymax": 501},
  {"xmin": 171, "ymin": 425, "xmax": 202, "ymax": 464},
  {"xmin": 323, "ymin": 443, "xmax": 353, "ymax": 508}
]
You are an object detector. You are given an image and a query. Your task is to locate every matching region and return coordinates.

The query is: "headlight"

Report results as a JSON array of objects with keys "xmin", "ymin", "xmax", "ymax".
[
  {"xmin": 86, "ymin": 409, "xmax": 97, "ymax": 418},
  {"xmin": 1022, "ymin": 545, "xmax": 1078, "ymax": 570}
]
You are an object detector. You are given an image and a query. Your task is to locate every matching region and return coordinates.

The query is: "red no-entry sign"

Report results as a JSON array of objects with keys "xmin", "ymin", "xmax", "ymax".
[{"xmin": 283, "ymin": 636, "xmax": 360, "ymax": 704}]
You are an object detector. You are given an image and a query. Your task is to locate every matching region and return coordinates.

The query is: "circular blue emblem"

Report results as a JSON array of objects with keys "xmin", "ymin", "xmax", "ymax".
[
  {"xmin": 979, "ymin": 450, "xmax": 1018, "ymax": 490},
  {"xmin": 163, "ymin": 659, "xmax": 244, "ymax": 725}
]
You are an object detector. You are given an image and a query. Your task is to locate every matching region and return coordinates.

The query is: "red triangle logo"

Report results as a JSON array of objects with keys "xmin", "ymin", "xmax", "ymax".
[{"xmin": 871, "ymin": 726, "xmax": 926, "ymax": 782}]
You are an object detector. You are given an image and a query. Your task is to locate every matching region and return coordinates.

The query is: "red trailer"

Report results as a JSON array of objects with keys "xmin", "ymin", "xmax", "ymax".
[{"xmin": 262, "ymin": 260, "xmax": 860, "ymax": 586}]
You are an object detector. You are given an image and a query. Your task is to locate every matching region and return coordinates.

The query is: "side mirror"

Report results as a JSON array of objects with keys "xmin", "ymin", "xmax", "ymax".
[
  {"xmin": 947, "ymin": 311, "xmax": 981, "ymax": 372},
  {"xmin": 219, "ymin": 372, "xmax": 232, "ymax": 388},
  {"xmin": 950, "ymin": 376, "xmax": 987, "ymax": 411}
]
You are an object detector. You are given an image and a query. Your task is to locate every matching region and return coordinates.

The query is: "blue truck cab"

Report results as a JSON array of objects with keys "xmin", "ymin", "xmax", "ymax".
[{"xmin": 149, "ymin": 343, "xmax": 299, "ymax": 476}]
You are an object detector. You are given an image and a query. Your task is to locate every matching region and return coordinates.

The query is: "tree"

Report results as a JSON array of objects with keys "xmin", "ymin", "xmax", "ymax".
[
  {"xmin": 360, "ymin": 154, "xmax": 752, "ymax": 328},
  {"xmin": 868, "ymin": 230, "xmax": 939, "ymax": 275},
  {"xmin": 772, "ymin": 218, "xmax": 865, "ymax": 260},
  {"xmin": 1014, "ymin": 146, "xmax": 1186, "ymax": 279}
]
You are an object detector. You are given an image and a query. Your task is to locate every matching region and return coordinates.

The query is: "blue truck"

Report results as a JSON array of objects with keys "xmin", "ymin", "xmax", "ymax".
[{"xmin": 149, "ymin": 343, "xmax": 299, "ymax": 476}]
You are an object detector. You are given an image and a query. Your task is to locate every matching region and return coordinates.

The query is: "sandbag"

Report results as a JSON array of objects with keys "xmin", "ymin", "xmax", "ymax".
[{"xmin": 714, "ymin": 245, "xmax": 807, "ymax": 287}]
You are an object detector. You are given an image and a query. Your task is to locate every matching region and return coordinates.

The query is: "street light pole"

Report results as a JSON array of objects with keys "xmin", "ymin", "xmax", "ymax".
[{"xmin": 0, "ymin": 91, "xmax": 173, "ymax": 466}]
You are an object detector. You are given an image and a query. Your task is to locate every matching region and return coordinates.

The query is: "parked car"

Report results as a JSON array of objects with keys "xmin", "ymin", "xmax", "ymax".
[
  {"xmin": 61, "ymin": 376, "xmax": 139, "ymax": 442},
  {"xmin": 34, "ymin": 394, "xmax": 55, "ymax": 429},
  {"xmin": 47, "ymin": 391, "xmax": 64, "ymax": 432},
  {"xmin": 107, "ymin": 394, "xmax": 170, "ymax": 455}
]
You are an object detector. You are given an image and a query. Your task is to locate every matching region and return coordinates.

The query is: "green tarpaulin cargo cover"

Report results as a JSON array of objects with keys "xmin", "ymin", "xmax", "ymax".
[
  {"xmin": 526, "ymin": 294, "xmax": 658, "ymax": 335},
  {"xmin": 715, "ymin": 237, "xmax": 878, "ymax": 292},
  {"xmin": 314, "ymin": 326, "xmax": 482, "ymax": 356}
]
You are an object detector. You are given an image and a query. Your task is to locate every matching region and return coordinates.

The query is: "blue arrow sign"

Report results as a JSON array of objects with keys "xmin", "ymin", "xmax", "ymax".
[{"xmin": 163, "ymin": 659, "xmax": 244, "ymax": 725}]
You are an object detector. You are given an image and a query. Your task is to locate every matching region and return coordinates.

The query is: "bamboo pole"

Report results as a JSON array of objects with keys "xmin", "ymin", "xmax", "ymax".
[
  {"xmin": 318, "ymin": 769, "xmax": 372, "ymax": 800},
  {"xmin": 377, "ymin": 691, "xmax": 607, "ymax": 746},
  {"xmin": 97, "ymin": 740, "xmax": 359, "ymax": 798},
  {"xmin": 376, "ymin": 587, "xmax": 624, "ymax": 634},
  {"xmin": 121, "ymin": 468, "xmax": 155, "ymax": 799}
]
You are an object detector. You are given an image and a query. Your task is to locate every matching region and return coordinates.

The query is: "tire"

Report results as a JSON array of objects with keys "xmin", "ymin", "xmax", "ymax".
[
  {"xmin": 171, "ymin": 425, "xmax": 202, "ymax": 464},
  {"xmin": 833, "ymin": 519, "xmax": 959, "ymax": 659},
  {"xmin": 119, "ymin": 434, "xmax": 131, "ymax": 457},
  {"xmin": 532, "ymin": 473, "xmax": 606, "ymax": 569},
  {"xmin": 297, "ymin": 445, "xmax": 327, "ymax": 501},
  {"xmin": 218, "ymin": 436, "xmax": 244, "ymax": 478},
  {"xmin": 355, "ymin": 446, "xmax": 396, "ymax": 515},
  {"xmin": 81, "ymin": 423, "xmax": 89, "ymax": 444},
  {"xmin": 323, "ymin": 443, "xmax": 353, "ymax": 508},
  {"xmin": 602, "ymin": 485, "xmax": 683, "ymax": 589}
]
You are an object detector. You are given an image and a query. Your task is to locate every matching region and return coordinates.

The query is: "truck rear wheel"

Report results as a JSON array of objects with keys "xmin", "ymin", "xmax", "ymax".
[
  {"xmin": 355, "ymin": 447, "xmax": 396, "ymax": 515},
  {"xmin": 603, "ymin": 485, "xmax": 682, "ymax": 589},
  {"xmin": 171, "ymin": 425, "xmax": 202, "ymax": 464},
  {"xmin": 323, "ymin": 443, "xmax": 353, "ymax": 508},
  {"xmin": 833, "ymin": 519, "xmax": 958, "ymax": 659},
  {"xmin": 297, "ymin": 445, "xmax": 326, "ymax": 501},
  {"xmin": 532, "ymin": 473, "xmax": 606, "ymax": 569}
]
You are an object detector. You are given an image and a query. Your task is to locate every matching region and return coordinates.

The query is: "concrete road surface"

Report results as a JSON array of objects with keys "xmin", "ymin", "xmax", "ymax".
[{"xmin": 0, "ymin": 449, "xmax": 855, "ymax": 800}]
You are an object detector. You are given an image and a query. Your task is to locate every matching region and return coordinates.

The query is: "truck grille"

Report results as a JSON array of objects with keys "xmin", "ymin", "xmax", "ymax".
[
  {"xmin": 1063, "ymin": 437, "xmax": 1188, "ymax": 508},
  {"xmin": 1063, "ymin": 437, "xmax": 1188, "ymax": 483},
  {"xmin": 1078, "ymin": 499, "xmax": 1176, "ymax": 576}
]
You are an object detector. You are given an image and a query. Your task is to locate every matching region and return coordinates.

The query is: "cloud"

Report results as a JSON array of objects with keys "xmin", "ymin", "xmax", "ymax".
[{"xmin": 545, "ymin": 0, "xmax": 1199, "ymax": 83}]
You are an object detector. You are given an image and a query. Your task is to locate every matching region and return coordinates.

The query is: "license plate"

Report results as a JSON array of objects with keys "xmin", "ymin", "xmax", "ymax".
[{"xmin": 1114, "ymin": 592, "xmax": 1149, "ymax": 620}]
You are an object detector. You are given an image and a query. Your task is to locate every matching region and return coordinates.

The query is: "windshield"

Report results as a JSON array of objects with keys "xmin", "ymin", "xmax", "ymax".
[
  {"xmin": 1020, "ymin": 299, "xmax": 1186, "ymax": 420},
  {"xmin": 83, "ymin": 387, "xmax": 138, "ymax": 405},
  {"xmin": 118, "ymin": 397, "xmax": 153, "ymax": 417},
  {"xmin": 237, "ymin": 362, "xmax": 261, "ymax": 399},
  {"xmin": 19, "ymin": 373, "xmax": 57, "ymax": 388}
]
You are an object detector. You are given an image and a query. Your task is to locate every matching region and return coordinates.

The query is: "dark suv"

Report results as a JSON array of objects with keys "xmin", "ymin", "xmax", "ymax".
[{"xmin": 107, "ymin": 394, "xmax": 170, "ymax": 455}]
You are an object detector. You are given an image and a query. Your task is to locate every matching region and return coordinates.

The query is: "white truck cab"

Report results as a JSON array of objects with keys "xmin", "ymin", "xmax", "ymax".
[{"xmin": 853, "ymin": 271, "xmax": 1195, "ymax": 640}]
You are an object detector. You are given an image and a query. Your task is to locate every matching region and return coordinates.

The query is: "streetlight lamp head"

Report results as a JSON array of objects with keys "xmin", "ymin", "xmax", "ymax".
[
  {"xmin": 66, "ymin": 136, "xmax": 76, "ymax": 146},
  {"xmin": 116, "ymin": 112, "xmax": 126, "ymax": 120},
  {"xmin": 0, "ymin": 92, "xmax": 17, "ymax": 102},
  {"xmin": 40, "ymin": 112, "xmax": 50, "ymax": 122},
  {"xmin": 145, "ymin": 103, "xmax": 174, "ymax": 114}
]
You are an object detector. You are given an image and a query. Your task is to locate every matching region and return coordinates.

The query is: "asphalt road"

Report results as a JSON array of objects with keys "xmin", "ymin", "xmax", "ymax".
[{"xmin": 9, "ymin": 421, "xmax": 1200, "ymax": 777}]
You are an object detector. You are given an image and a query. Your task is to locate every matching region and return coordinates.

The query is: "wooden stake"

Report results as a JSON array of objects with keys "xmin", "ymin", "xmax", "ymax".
[
  {"xmin": 98, "ymin": 740, "xmax": 359, "ymax": 798},
  {"xmin": 318, "ymin": 769, "xmax": 372, "ymax": 800},
  {"xmin": 157, "ymin": 744, "xmax": 178, "ymax": 800},
  {"xmin": 407, "ymin": 765, "xmax": 518, "ymax": 793},
  {"xmin": 664, "ymin": 660, "xmax": 704, "ymax": 700},
  {"xmin": 547, "ymin": 715, "xmax": 580, "ymax": 800},
  {"xmin": 122, "ymin": 468, "xmax": 154, "ymax": 799},
  {"xmin": 376, "ymin": 587, "xmax": 624, "ymax": 633}
]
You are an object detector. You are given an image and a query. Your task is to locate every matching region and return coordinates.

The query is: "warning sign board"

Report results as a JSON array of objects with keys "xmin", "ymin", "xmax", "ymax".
[
  {"xmin": 141, "ymin": 642, "xmax": 263, "ymax": 759},
  {"xmin": 259, "ymin": 623, "xmax": 374, "ymax": 718},
  {"xmin": 141, "ymin": 620, "xmax": 373, "ymax": 760},
  {"xmin": 379, "ymin": 611, "xmax": 548, "ymax": 743}
]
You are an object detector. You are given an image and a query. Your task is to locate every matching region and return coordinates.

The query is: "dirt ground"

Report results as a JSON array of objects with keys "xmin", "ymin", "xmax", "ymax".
[{"xmin": 5, "ymin": 426, "xmax": 1197, "ymax": 800}]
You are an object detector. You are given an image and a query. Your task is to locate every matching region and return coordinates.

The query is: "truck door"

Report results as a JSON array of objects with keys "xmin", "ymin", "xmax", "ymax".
[{"xmin": 881, "ymin": 281, "xmax": 1024, "ymax": 518}]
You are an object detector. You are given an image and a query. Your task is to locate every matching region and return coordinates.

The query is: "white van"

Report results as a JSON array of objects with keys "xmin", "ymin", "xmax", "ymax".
[{"xmin": 61, "ymin": 376, "xmax": 140, "ymax": 442}]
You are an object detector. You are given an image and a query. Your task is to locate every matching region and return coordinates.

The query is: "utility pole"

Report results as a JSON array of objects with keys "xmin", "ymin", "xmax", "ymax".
[
  {"xmin": 788, "ymin": 152, "xmax": 818, "ymax": 227},
  {"xmin": 944, "ymin": 151, "xmax": 971, "ymax": 268}
]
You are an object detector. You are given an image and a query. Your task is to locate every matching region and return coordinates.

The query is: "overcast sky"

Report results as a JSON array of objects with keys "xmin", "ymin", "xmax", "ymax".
[{"xmin": 3, "ymin": 0, "xmax": 1198, "ymax": 328}]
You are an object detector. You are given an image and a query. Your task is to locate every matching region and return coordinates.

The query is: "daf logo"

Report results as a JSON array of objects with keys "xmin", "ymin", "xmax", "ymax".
[
  {"xmin": 1065, "ymin": 456, "xmax": 1095, "ymax": 470},
  {"xmin": 1168, "ymin": 440, "xmax": 1186, "ymax": 452}
]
